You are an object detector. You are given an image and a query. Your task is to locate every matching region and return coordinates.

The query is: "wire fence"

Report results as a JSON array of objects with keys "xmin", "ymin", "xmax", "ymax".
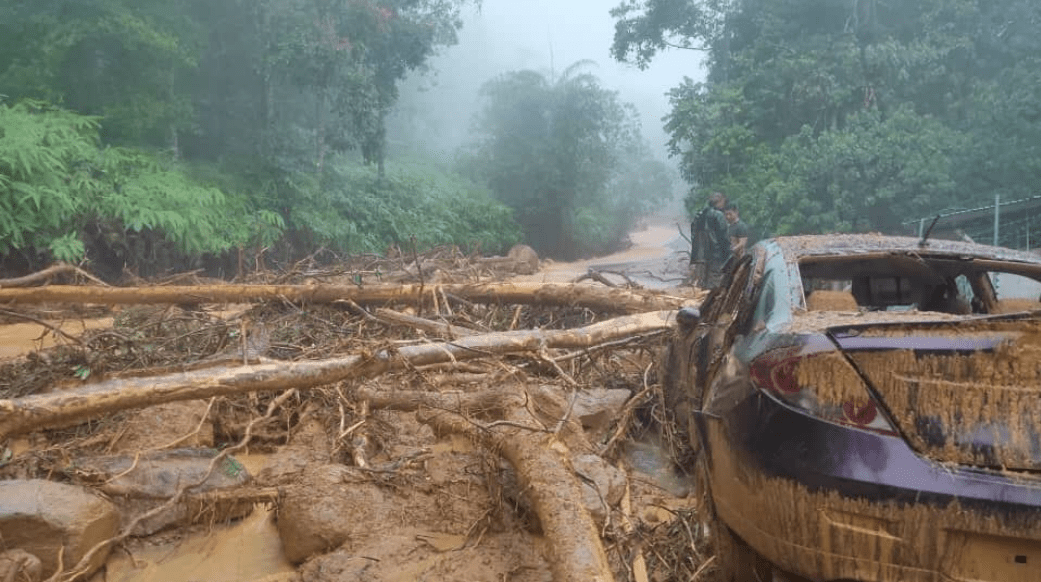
[{"xmin": 906, "ymin": 195, "xmax": 1041, "ymax": 252}]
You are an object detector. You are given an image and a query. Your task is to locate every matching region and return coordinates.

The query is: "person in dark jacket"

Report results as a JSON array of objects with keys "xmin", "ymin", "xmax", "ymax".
[
  {"xmin": 689, "ymin": 192, "xmax": 730, "ymax": 288},
  {"xmin": 724, "ymin": 203, "xmax": 750, "ymax": 260}
]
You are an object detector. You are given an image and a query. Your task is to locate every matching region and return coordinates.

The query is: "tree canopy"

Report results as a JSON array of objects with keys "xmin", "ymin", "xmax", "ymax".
[
  {"xmin": 0, "ymin": 0, "xmax": 532, "ymax": 275},
  {"xmin": 613, "ymin": 0, "xmax": 1041, "ymax": 242},
  {"xmin": 462, "ymin": 63, "xmax": 672, "ymax": 260}
]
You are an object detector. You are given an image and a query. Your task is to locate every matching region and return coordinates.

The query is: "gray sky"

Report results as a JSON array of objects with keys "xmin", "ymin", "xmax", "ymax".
[{"xmin": 389, "ymin": 0, "xmax": 705, "ymax": 163}]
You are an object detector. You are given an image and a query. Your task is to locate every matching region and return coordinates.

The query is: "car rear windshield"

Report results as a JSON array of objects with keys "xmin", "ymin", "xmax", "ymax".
[{"xmin": 798, "ymin": 254, "xmax": 1041, "ymax": 315}]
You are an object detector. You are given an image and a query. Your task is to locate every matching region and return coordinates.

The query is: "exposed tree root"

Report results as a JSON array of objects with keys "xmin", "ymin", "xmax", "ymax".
[
  {"xmin": 417, "ymin": 401, "xmax": 616, "ymax": 582},
  {"xmin": 0, "ymin": 282, "xmax": 692, "ymax": 314},
  {"xmin": 0, "ymin": 311, "xmax": 675, "ymax": 439}
]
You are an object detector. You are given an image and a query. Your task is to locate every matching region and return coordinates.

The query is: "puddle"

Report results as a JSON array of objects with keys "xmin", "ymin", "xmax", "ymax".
[
  {"xmin": 623, "ymin": 437, "xmax": 693, "ymax": 498},
  {"xmin": 0, "ymin": 318, "xmax": 113, "ymax": 360},
  {"xmin": 511, "ymin": 216, "xmax": 689, "ymax": 289},
  {"xmin": 101, "ymin": 507, "xmax": 294, "ymax": 582},
  {"xmin": 99, "ymin": 454, "xmax": 294, "ymax": 582}
]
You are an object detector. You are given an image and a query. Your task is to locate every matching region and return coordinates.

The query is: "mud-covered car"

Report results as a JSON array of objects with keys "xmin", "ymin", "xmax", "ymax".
[{"xmin": 663, "ymin": 234, "xmax": 1041, "ymax": 582}]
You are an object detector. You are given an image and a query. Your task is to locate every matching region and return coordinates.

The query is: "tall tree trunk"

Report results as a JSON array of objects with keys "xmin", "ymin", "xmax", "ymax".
[{"xmin": 315, "ymin": 90, "xmax": 326, "ymax": 173}]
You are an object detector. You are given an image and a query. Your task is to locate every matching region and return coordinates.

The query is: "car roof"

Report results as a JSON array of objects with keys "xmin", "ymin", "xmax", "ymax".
[{"xmin": 764, "ymin": 234, "xmax": 1041, "ymax": 265}]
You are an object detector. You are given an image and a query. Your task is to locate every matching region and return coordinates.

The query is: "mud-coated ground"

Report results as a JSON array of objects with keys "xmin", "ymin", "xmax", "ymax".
[{"xmin": 0, "ymin": 217, "xmax": 710, "ymax": 582}]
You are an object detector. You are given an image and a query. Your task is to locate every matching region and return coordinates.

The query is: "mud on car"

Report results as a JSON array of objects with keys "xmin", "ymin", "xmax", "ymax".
[{"xmin": 662, "ymin": 234, "xmax": 1041, "ymax": 582}]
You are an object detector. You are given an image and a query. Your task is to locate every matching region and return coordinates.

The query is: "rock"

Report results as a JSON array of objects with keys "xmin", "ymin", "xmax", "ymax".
[
  {"xmin": 74, "ymin": 448, "xmax": 253, "ymax": 535},
  {"xmin": 109, "ymin": 399, "xmax": 214, "ymax": 452},
  {"xmin": 258, "ymin": 411, "xmax": 332, "ymax": 484},
  {"xmin": 507, "ymin": 245, "xmax": 540, "ymax": 274},
  {"xmin": 0, "ymin": 549, "xmax": 42, "ymax": 582},
  {"xmin": 0, "ymin": 480, "xmax": 120, "ymax": 579},
  {"xmin": 276, "ymin": 464, "xmax": 390, "ymax": 564},
  {"xmin": 571, "ymin": 388, "xmax": 633, "ymax": 435},
  {"xmin": 571, "ymin": 454, "xmax": 627, "ymax": 527}
]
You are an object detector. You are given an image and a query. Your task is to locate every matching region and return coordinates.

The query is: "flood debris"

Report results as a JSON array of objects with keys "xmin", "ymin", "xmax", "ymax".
[
  {"xmin": 0, "ymin": 281, "xmax": 688, "ymax": 314},
  {"xmin": 0, "ymin": 256, "xmax": 706, "ymax": 582},
  {"xmin": 70, "ymin": 448, "xmax": 254, "ymax": 535},
  {"xmin": 0, "ymin": 310, "xmax": 676, "ymax": 440},
  {"xmin": 0, "ymin": 549, "xmax": 42, "ymax": 582}
]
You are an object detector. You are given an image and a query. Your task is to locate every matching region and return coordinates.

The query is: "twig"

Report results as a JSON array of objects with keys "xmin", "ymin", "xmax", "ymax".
[
  {"xmin": 0, "ymin": 308, "xmax": 85, "ymax": 347},
  {"xmin": 153, "ymin": 397, "xmax": 217, "ymax": 451},
  {"xmin": 357, "ymin": 448, "xmax": 432, "ymax": 474},
  {"xmin": 690, "ymin": 555, "xmax": 716, "ymax": 581},
  {"xmin": 598, "ymin": 362, "xmax": 655, "ymax": 456},
  {"xmin": 0, "ymin": 262, "xmax": 107, "ymax": 288}
]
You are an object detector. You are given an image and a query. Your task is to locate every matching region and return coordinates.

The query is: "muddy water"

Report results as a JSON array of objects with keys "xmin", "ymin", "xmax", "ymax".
[
  {"xmin": 99, "ymin": 454, "xmax": 296, "ymax": 582},
  {"xmin": 0, "ymin": 318, "xmax": 112, "ymax": 360},
  {"xmin": 512, "ymin": 216, "xmax": 689, "ymax": 289}
]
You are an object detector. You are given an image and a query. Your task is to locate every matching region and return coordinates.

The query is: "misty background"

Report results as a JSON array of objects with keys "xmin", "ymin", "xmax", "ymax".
[
  {"xmin": 4, "ymin": 0, "xmax": 1041, "ymax": 279},
  {"xmin": 388, "ymin": 0, "xmax": 701, "ymax": 166}
]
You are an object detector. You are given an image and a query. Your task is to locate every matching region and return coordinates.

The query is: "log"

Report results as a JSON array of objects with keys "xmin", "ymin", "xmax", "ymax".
[
  {"xmin": 0, "ymin": 263, "xmax": 106, "ymax": 288},
  {"xmin": 0, "ymin": 311, "xmax": 676, "ymax": 439},
  {"xmin": 372, "ymin": 307, "xmax": 480, "ymax": 337},
  {"xmin": 418, "ymin": 399, "xmax": 616, "ymax": 582},
  {"xmin": 0, "ymin": 282, "xmax": 691, "ymax": 314}
]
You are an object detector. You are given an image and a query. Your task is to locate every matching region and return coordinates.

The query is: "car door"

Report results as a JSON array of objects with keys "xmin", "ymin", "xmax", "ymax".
[
  {"xmin": 696, "ymin": 253, "xmax": 757, "ymax": 408},
  {"xmin": 660, "ymin": 253, "xmax": 757, "ymax": 459}
]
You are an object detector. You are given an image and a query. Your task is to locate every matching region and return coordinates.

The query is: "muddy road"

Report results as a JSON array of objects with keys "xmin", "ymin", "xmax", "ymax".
[{"xmin": 0, "ymin": 216, "xmax": 709, "ymax": 582}]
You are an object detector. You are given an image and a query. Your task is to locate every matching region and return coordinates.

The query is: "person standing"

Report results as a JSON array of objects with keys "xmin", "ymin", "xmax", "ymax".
[
  {"xmin": 724, "ymin": 203, "xmax": 750, "ymax": 260},
  {"xmin": 689, "ymin": 192, "xmax": 730, "ymax": 289}
]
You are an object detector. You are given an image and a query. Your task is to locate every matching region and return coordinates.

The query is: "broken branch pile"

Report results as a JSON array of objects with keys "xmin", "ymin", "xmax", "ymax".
[{"xmin": 0, "ymin": 270, "xmax": 707, "ymax": 582}]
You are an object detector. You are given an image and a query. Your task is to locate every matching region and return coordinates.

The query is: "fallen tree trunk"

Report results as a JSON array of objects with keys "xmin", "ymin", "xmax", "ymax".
[
  {"xmin": 0, "ymin": 310, "xmax": 675, "ymax": 439},
  {"xmin": 418, "ymin": 400, "xmax": 615, "ymax": 582},
  {"xmin": 0, "ymin": 282, "xmax": 692, "ymax": 314},
  {"xmin": 0, "ymin": 263, "xmax": 106, "ymax": 288}
]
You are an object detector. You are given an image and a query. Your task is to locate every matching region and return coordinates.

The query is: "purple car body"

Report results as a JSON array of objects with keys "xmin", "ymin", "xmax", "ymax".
[{"xmin": 664, "ymin": 235, "xmax": 1041, "ymax": 582}]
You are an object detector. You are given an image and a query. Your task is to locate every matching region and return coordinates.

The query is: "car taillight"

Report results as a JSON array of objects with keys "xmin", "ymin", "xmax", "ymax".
[{"xmin": 749, "ymin": 345, "xmax": 898, "ymax": 436}]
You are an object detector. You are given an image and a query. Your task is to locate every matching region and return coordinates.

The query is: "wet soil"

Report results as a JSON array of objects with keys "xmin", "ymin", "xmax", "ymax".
[{"xmin": 0, "ymin": 215, "xmax": 706, "ymax": 582}]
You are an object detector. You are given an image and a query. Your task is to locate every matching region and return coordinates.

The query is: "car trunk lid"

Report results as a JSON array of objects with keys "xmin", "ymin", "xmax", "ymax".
[{"xmin": 828, "ymin": 315, "xmax": 1041, "ymax": 471}]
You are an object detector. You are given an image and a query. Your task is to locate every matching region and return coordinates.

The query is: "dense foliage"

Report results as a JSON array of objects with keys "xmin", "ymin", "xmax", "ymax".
[
  {"xmin": 0, "ymin": 0, "xmax": 527, "ymax": 275},
  {"xmin": 463, "ymin": 64, "xmax": 672, "ymax": 260},
  {"xmin": 612, "ymin": 0, "xmax": 1041, "ymax": 241},
  {"xmin": 0, "ymin": 101, "xmax": 244, "ymax": 267}
]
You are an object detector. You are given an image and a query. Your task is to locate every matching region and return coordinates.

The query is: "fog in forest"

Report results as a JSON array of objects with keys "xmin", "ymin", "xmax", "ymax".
[
  {"xmin": 4, "ymin": 0, "xmax": 1041, "ymax": 275},
  {"xmin": 388, "ymin": 0, "xmax": 702, "ymax": 163}
]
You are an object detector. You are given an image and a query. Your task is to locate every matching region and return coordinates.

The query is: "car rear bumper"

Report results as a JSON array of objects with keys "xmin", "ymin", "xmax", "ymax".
[{"xmin": 698, "ymin": 394, "xmax": 1041, "ymax": 582}]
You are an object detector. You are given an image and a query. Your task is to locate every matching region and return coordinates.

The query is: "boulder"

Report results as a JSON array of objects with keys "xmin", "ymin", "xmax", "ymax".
[
  {"xmin": 571, "ymin": 454, "xmax": 627, "ymax": 526},
  {"xmin": 507, "ymin": 245, "xmax": 540, "ymax": 274},
  {"xmin": 276, "ymin": 464, "xmax": 390, "ymax": 564},
  {"xmin": 257, "ymin": 411, "xmax": 332, "ymax": 484},
  {"xmin": 570, "ymin": 388, "xmax": 633, "ymax": 436},
  {"xmin": 0, "ymin": 480, "xmax": 120, "ymax": 579},
  {"xmin": 109, "ymin": 400, "xmax": 214, "ymax": 452},
  {"xmin": 74, "ymin": 448, "xmax": 252, "ymax": 535}
]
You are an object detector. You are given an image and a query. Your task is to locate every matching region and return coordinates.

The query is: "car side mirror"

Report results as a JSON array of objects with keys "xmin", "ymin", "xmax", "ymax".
[{"xmin": 677, "ymin": 306, "xmax": 701, "ymax": 330}]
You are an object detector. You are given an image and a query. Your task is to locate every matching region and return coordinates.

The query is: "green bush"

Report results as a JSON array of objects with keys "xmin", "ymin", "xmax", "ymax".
[
  {"xmin": 290, "ymin": 158, "xmax": 522, "ymax": 255},
  {"xmin": 0, "ymin": 100, "xmax": 519, "ymax": 273},
  {"xmin": 0, "ymin": 100, "xmax": 263, "ymax": 266}
]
